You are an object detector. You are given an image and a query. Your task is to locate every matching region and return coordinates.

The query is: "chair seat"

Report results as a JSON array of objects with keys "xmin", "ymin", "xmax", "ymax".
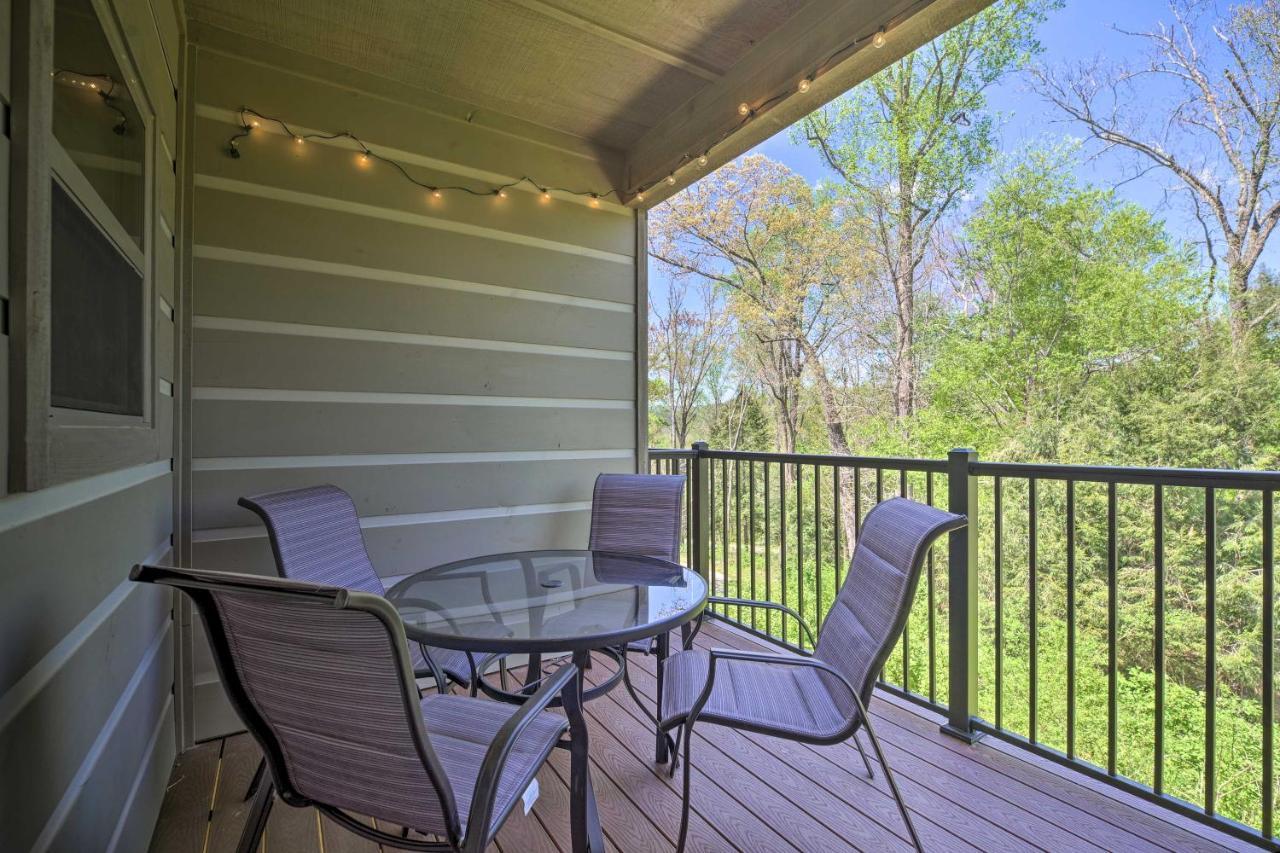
[
  {"xmin": 659, "ymin": 649, "xmax": 852, "ymax": 741},
  {"xmin": 411, "ymin": 620, "xmax": 513, "ymax": 684},
  {"xmin": 420, "ymin": 693, "xmax": 567, "ymax": 835}
]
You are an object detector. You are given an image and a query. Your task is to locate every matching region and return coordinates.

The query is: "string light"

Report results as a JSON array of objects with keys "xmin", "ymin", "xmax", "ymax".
[
  {"xmin": 630, "ymin": 6, "xmax": 920, "ymax": 199},
  {"xmin": 697, "ymin": 154, "xmax": 708, "ymax": 167},
  {"xmin": 226, "ymin": 107, "xmax": 619, "ymax": 209},
  {"xmin": 636, "ymin": 192, "xmax": 645, "ymax": 202}
]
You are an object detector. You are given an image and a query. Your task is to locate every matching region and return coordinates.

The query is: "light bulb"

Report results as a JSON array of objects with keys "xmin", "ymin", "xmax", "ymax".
[
  {"xmin": 872, "ymin": 27, "xmax": 886, "ymax": 48},
  {"xmin": 541, "ymin": 190, "xmax": 552, "ymax": 202},
  {"xmin": 798, "ymin": 78, "xmax": 811, "ymax": 94},
  {"xmin": 251, "ymin": 120, "xmax": 260, "ymax": 127},
  {"xmin": 359, "ymin": 152, "xmax": 370, "ymax": 165},
  {"xmin": 666, "ymin": 174, "xmax": 676, "ymax": 186},
  {"xmin": 295, "ymin": 135, "xmax": 304, "ymax": 144},
  {"xmin": 698, "ymin": 154, "xmax": 708, "ymax": 167},
  {"xmin": 497, "ymin": 189, "xmax": 508, "ymax": 199},
  {"xmin": 431, "ymin": 189, "xmax": 442, "ymax": 199},
  {"xmin": 636, "ymin": 192, "xmax": 645, "ymax": 203},
  {"xmin": 737, "ymin": 102, "xmax": 751, "ymax": 116},
  {"xmin": 589, "ymin": 194, "xmax": 600, "ymax": 207}
]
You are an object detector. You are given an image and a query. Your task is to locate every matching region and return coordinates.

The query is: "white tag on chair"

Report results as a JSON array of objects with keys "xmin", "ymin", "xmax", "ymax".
[{"xmin": 521, "ymin": 778, "xmax": 540, "ymax": 814}]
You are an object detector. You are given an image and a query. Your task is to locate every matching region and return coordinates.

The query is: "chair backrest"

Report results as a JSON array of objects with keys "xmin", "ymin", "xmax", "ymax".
[
  {"xmin": 814, "ymin": 498, "xmax": 966, "ymax": 715},
  {"xmin": 129, "ymin": 564, "xmax": 460, "ymax": 841},
  {"xmin": 238, "ymin": 485, "xmax": 385, "ymax": 595},
  {"xmin": 588, "ymin": 473, "xmax": 686, "ymax": 561}
]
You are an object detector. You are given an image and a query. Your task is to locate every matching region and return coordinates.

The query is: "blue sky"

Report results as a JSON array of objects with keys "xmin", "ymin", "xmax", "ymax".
[{"xmin": 652, "ymin": 0, "xmax": 1277, "ymax": 301}]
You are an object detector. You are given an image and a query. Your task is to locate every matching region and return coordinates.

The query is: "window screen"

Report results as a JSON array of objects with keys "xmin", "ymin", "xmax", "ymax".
[{"xmin": 50, "ymin": 180, "xmax": 144, "ymax": 415}]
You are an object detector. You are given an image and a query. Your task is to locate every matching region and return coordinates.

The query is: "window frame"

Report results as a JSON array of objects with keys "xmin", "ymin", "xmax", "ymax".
[{"xmin": 9, "ymin": 0, "xmax": 166, "ymax": 490}]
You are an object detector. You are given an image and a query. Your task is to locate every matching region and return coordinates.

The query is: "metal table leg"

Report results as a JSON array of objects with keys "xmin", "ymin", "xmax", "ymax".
[
  {"xmin": 564, "ymin": 649, "xmax": 605, "ymax": 853},
  {"xmin": 654, "ymin": 632, "xmax": 669, "ymax": 763}
]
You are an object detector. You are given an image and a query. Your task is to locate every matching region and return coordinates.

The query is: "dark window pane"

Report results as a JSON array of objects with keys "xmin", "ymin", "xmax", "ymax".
[
  {"xmin": 51, "ymin": 181, "xmax": 143, "ymax": 415},
  {"xmin": 53, "ymin": 0, "xmax": 145, "ymax": 250}
]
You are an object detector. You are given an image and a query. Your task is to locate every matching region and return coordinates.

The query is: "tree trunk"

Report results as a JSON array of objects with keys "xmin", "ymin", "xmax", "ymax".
[
  {"xmin": 1227, "ymin": 261, "xmax": 1251, "ymax": 349},
  {"xmin": 892, "ymin": 205, "xmax": 917, "ymax": 419},
  {"xmin": 800, "ymin": 343, "xmax": 860, "ymax": 559}
]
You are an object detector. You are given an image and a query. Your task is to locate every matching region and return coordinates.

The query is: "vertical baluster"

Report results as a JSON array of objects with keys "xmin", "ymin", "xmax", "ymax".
[
  {"xmin": 709, "ymin": 458, "xmax": 717, "ymax": 608},
  {"xmin": 814, "ymin": 464, "xmax": 822, "ymax": 650},
  {"xmin": 1205, "ymin": 486, "xmax": 1217, "ymax": 814},
  {"xmin": 1029, "ymin": 477, "xmax": 1038, "ymax": 745},
  {"xmin": 927, "ymin": 472, "xmax": 936, "ymax": 703},
  {"xmin": 995, "ymin": 476, "xmax": 1004, "ymax": 730},
  {"xmin": 721, "ymin": 458, "xmax": 730, "ymax": 616},
  {"xmin": 1067, "ymin": 480, "xmax": 1076, "ymax": 760},
  {"xmin": 833, "ymin": 466, "xmax": 843, "ymax": 587},
  {"xmin": 1154, "ymin": 484, "xmax": 1164, "ymax": 793},
  {"xmin": 854, "ymin": 467, "xmax": 862, "ymax": 539},
  {"xmin": 735, "ymin": 459, "xmax": 743, "ymax": 625},
  {"xmin": 780, "ymin": 461, "xmax": 788, "ymax": 641},
  {"xmin": 685, "ymin": 458, "xmax": 693, "ymax": 562},
  {"xmin": 901, "ymin": 468, "xmax": 909, "ymax": 690},
  {"xmin": 796, "ymin": 462, "xmax": 804, "ymax": 650},
  {"xmin": 1263, "ymin": 489, "xmax": 1274, "ymax": 840},
  {"xmin": 749, "ymin": 461, "xmax": 757, "ymax": 632},
  {"xmin": 876, "ymin": 467, "xmax": 884, "ymax": 503},
  {"xmin": 765, "ymin": 461, "xmax": 773, "ymax": 638},
  {"xmin": 1107, "ymin": 481, "xmax": 1118, "ymax": 776}
]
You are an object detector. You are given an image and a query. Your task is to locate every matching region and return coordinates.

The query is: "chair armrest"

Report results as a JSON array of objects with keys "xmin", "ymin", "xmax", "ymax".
[
  {"xmin": 465, "ymin": 661, "xmax": 577, "ymax": 847},
  {"xmin": 706, "ymin": 597, "xmax": 817, "ymax": 651}
]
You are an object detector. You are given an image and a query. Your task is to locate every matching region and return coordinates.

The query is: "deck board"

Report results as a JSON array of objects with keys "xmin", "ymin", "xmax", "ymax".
[{"xmin": 147, "ymin": 619, "xmax": 1243, "ymax": 853}]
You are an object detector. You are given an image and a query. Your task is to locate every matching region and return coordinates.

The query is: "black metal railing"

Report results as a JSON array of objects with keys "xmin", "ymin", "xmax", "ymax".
[{"xmin": 648, "ymin": 444, "xmax": 1279, "ymax": 848}]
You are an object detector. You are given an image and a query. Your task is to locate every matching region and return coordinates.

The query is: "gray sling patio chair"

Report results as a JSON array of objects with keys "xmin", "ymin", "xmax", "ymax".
[
  {"xmin": 660, "ymin": 497, "xmax": 966, "ymax": 852},
  {"xmin": 589, "ymin": 474, "xmax": 686, "ymax": 754},
  {"xmin": 130, "ymin": 563, "xmax": 571, "ymax": 853},
  {"xmin": 238, "ymin": 485, "xmax": 511, "ymax": 695}
]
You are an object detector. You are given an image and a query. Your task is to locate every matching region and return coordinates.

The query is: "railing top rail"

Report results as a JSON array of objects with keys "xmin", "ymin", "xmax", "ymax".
[
  {"xmin": 648, "ymin": 448, "xmax": 697, "ymax": 458},
  {"xmin": 971, "ymin": 460, "xmax": 1280, "ymax": 490},
  {"xmin": 651, "ymin": 447, "xmax": 949, "ymax": 472}
]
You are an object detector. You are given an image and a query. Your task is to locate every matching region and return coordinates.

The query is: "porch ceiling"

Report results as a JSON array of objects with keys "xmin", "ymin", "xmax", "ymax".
[{"xmin": 183, "ymin": 0, "xmax": 994, "ymax": 205}]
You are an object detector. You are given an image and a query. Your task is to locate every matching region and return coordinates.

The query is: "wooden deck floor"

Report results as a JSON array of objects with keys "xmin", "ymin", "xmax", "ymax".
[{"xmin": 147, "ymin": 620, "xmax": 1253, "ymax": 853}]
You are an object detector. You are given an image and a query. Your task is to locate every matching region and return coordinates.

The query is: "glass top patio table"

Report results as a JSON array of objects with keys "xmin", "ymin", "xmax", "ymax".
[{"xmin": 386, "ymin": 549, "xmax": 707, "ymax": 654}]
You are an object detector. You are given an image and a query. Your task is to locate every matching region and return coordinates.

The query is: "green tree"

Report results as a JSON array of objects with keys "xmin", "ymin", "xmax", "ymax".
[{"xmin": 799, "ymin": 0, "xmax": 1057, "ymax": 420}]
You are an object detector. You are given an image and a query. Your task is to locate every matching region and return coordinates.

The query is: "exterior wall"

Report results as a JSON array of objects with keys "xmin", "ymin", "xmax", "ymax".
[
  {"xmin": 185, "ymin": 34, "xmax": 643, "ymax": 738},
  {"xmin": 0, "ymin": 0, "xmax": 184, "ymax": 850}
]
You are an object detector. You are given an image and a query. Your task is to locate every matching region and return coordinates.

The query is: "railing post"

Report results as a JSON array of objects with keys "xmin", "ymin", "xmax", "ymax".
[
  {"xmin": 691, "ymin": 442, "xmax": 711, "ymax": 576},
  {"xmin": 942, "ymin": 447, "xmax": 983, "ymax": 743}
]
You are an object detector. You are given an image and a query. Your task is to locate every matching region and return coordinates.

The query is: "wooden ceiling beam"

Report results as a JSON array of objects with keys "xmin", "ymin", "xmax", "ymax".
[
  {"xmin": 625, "ymin": 0, "xmax": 996, "ymax": 207},
  {"xmin": 505, "ymin": 0, "xmax": 722, "ymax": 82}
]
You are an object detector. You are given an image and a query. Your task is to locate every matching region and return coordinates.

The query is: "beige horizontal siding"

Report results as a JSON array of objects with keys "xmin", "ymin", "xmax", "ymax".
[
  {"xmin": 187, "ymin": 36, "xmax": 638, "ymax": 739},
  {"xmin": 194, "ymin": 328, "xmax": 635, "ymax": 399},
  {"xmin": 192, "ymin": 454, "xmax": 632, "ymax": 529},
  {"xmin": 194, "ymin": 187, "xmax": 634, "ymax": 303},
  {"xmin": 192, "ymin": 256, "xmax": 633, "ymax": 352}
]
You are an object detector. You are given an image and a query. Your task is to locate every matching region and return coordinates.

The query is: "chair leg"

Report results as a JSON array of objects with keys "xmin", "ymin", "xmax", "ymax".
[
  {"xmin": 235, "ymin": 775, "xmax": 274, "ymax": 853},
  {"xmin": 853, "ymin": 730, "xmax": 875, "ymax": 779},
  {"xmin": 859, "ymin": 716, "xmax": 922, "ymax": 852},
  {"xmin": 499, "ymin": 658, "xmax": 509, "ymax": 691},
  {"xmin": 676, "ymin": 722, "xmax": 696, "ymax": 852},
  {"xmin": 243, "ymin": 758, "xmax": 265, "ymax": 802}
]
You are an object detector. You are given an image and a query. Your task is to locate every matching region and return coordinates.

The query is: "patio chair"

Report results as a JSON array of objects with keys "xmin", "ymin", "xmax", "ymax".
[
  {"xmin": 130, "ymin": 563, "xmax": 571, "ymax": 853},
  {"xmin": 660, "ymin": 497, "xmax": 966, "ymax": 852},
  {"xmin": 587, "ymin": 474, "xmax": 686, "ymax": 743},
  {"xmin": 238, "ymin": 484, "xmax": 510, "ymax": 695}
]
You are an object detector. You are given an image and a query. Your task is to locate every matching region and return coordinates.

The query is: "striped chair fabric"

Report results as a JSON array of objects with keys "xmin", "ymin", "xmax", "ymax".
[
  {"xmin": 660, "ymin": 497, "xmax": 964, "ymax": 735},
  {"xmin": 588, "ymin": 473, "xmax": 685, "ymax": 560},
  {"xmin": 237, "ymin": 485, "xmax": 479, "ymax": 686},
  {"xmin": 166, "ymin": 569, "xmax": 565, "ymax": 842}
]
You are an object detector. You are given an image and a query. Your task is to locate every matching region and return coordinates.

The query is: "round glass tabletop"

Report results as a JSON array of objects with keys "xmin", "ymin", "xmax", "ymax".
[{"xmin": 387, "ymin": 549, "xmax": 707, "ymax": 653}]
